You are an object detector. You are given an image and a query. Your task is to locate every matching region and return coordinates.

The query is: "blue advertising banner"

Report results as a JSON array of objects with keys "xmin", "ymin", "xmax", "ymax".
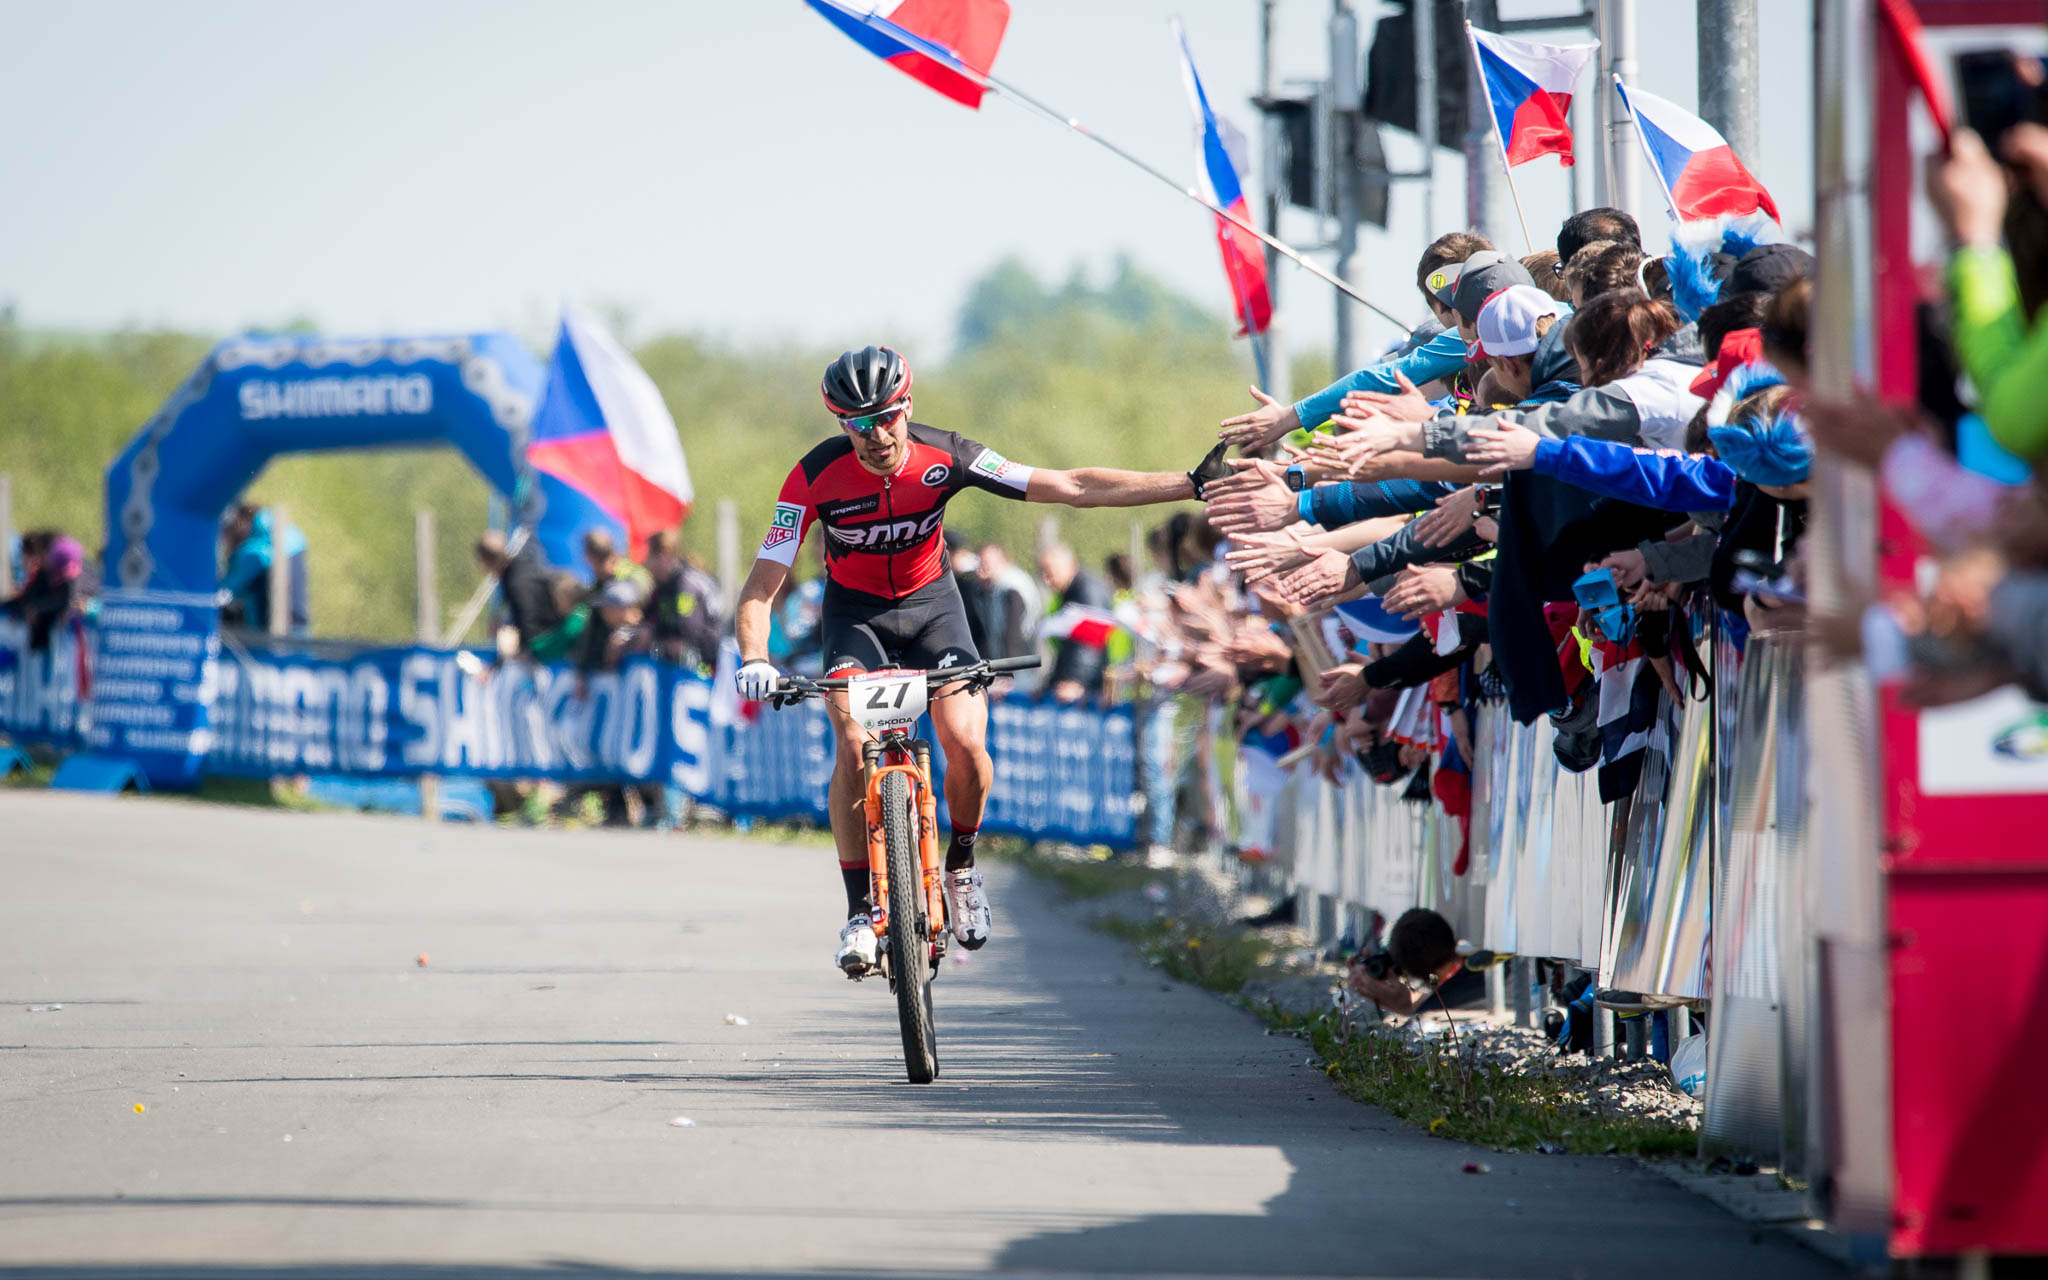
[{"xmin": 0, "ymin": 622, "xmax": 1136, "ymax": 847}]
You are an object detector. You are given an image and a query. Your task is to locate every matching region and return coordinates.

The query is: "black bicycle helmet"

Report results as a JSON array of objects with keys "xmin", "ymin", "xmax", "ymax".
[{"xmin": 820, "ymin": 344, "xmax": 913, "ymax": 416}]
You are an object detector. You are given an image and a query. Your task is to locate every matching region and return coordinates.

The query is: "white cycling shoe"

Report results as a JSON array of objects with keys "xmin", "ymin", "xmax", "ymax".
[
  {"xmin": 945, "ymin": 868, "xmax": 992, "ymax": 951},
  {"xmin": 836, "ymin": 913, "xmax": 879, "ymax": 977}
]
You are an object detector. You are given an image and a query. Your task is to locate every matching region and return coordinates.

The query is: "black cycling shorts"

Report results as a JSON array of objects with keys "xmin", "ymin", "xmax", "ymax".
[{"xmin": 821, "ymin": 574, "xmax": 981, "ymax": 676}]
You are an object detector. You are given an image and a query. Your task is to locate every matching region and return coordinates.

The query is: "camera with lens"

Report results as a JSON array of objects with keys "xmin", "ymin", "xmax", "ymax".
[{"xmin": 1354, "ymin": 948, "xmax": 1396, "ymax": 981}]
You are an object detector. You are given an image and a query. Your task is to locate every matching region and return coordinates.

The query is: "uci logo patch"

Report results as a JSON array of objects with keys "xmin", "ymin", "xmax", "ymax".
[{"xmin": 921, "ymin": 464, "xmax": 950, "ymax": 487}]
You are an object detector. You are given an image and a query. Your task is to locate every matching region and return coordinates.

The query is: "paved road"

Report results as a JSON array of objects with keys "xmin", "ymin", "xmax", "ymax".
[{"xmin": 0, "ymin": 792, "xmax": 1838, "ymax": 1279}]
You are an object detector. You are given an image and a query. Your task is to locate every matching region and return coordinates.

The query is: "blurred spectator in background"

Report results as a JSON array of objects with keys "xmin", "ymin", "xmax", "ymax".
[
  {"xmin": 947, "ymin": 531, "xmax": 992, "ymax": 656},
  {"xmin": 582, "ymin": 528, "xmax": 651, "ymax": 601},
  {"xmin": 474, "ymin": 530, "xmax": 560, "ymax": 658},
  {"xmin": 643, "ymin": 530, "xmax": 722, "ymax": 672},
  {"xmin": 1039, "ymin": 542, "xmax": 1113, "ymax": 704},
  {"xmin": 975, "ymin": 542, "xmax": 1041, "ymax": 682},
  {"xmin": 578, "ymin": 576, "xmax": 654, "ymax": 827},
  {"xmin": 768, "ymin": 541, "xmax": 825, "ymax": 675},
  {"xmin": 219, "ymin": 504, "xmax": 309, "ymax": 634},
  {"xmin": 526, "ymin": 571, "xmax": 591, "ymax": 663},
  {"xmin": 4, "ymin": 531, "xmax": 86, "ymax": 651}
]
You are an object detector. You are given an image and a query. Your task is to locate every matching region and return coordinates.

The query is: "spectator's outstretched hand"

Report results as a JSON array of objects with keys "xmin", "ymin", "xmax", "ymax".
[
  {"xmin": 1223, "ymin": 528, "xmax": 1312, "ymax": 581},
  {"xmin": 1276, "ymin": 548, "xmax": 1356, "ymax": 609},
  {"xmin": 1306, "ymin": 423, "xmax": 1404, "ymax": 477},
  {"xmin": 2002, "ymin": 122, "xmax": 2048, "ymax": 210},
  {"xmin": 1465, "ymin": 422, "xmax": 1541, "ymax": 477},
  {"xmin": 1206, "ymin": 458, "xmax": 1301, "ymax": 536},
  {"xmin": 1316, "ymin": 662, "xmax": 1368, "ymax": 713},
  {"xmin": 1590, "ymin": 549, "xmax": 1649, "ymax": 589},
  {"xmin": 1801, "ymin": 392, "xmax": 1915, "ymax": 470},
  {"xmin": 1339, "ymin": 372, "xmax": 1434, "ymax": 425},
  {"xmin": 1412, "ymin": 486, "xmax": 1482, "ymax": 547},
  {"xmin": 1925, "ymin": 127, "xmax": 2006, "ymax": 249},
  {"xmin": 1218, "ymin": 385, "xmax": 1295, "ymax": 450},
  {"xmin": 1249, "ymin": 578, "xmax": 1305, "ymax": 620},
  {"xmin": 1382, "ymin": 564, "xmax": 1463, "ymax": 619}
]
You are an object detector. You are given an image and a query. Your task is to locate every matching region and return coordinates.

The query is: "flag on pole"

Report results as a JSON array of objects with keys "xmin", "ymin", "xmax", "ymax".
[
  {"xmin": 1614, "ymin": 80, "xmax": 1781, "ymax": 223},
  {"xmin": 1467, "ymin": 27, "xmax": 1599, "ymax": 167},
  {"xmin": 1174, "ymin": 22, "xmax": 1272, "ymax": 338},
  {"xmin": 803, "ymin": 0, "xmax": 1010, "ymax": 109},
  {"xmin": 528, "ymin": 306, "xmax": 695, "ymax": 556}
]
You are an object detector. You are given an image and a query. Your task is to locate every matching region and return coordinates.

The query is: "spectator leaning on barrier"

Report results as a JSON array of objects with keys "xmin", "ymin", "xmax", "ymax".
[
  {"xmin": 4, "ymin": 531, "xmax": 85, "ymax": 652},
  {"xmin": 1039, "ymin": 542, "xmax": 1113, "ymax": 704},
  {"xmin": 974, "ymin": 541, "xmax": 1041, "ymax": 672},
  {"xmin": 219, "ymin": 504, "xmax": 309, "ymax": 634},
  {"xmin": 474, "ymin": 530, "xmax": 560, "ymax": 657},
  {"xmin": 526, "ymin": 571, "xmax": 591, "ymax": 663},
  {"xmin": 643, "ymin": 530, "xmax": 721, "ymax": 672},
  {"xmin": 581, "ymin": 528, "xmax": 652, "ymax": 602}
]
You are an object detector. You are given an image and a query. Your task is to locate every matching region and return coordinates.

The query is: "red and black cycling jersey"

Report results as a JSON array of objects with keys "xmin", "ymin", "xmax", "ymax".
[{"xmin": 754, "ymin": 422, "xmax": 1035, "ymax": 598}]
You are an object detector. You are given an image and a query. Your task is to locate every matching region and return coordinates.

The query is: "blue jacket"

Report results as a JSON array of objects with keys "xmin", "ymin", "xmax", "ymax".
[
  {"xmin": 1531, "ymin": 436, "xmax": 1736, "ymax": 512},
  {"xmin": 1292, "ymin": 328, "xmax": 1469, "ymax": 430},
  {"xmin": 1299, "ymin": 478, "xmax": 1459, "ymax": 527}
]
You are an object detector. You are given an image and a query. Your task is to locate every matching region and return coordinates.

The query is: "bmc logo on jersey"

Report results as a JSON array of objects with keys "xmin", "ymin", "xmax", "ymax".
[
  {"xmin": 761, "ymin": 502, "xmax": 803, "ymax": 550},
  {"xmin": 826, "ymin": 507, "xmax": 946, "ymax": 552},
  {"xmin": 920, "ymin": 464, "xmax": 950, "ymax": 488}
]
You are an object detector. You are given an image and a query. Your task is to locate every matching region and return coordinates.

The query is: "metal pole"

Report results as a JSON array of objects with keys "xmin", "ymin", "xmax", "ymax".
[
  {"xmin": 268, "ymin": 505, "xmax": 291, "ymax": 639},
  {"xmin": 715, "ymin": 498, "xmax": 741, "ymax": 618},
  {"xmin": 1330, "ymin": 1, "xmax": 1366, "ymax": 375},
  {"xmin": 1696, "ymin": 0, "xmax": 1760, "ymax": 165},
  {"xmin": 0, "ymin": 474, "xmax": 13, "ymax": 592},
  {"xmin": 1463, "ymin": 0, "xmax": 1514, "ymax": 244},
  {"xmin": 415, "ymin": 508, "xmax": 439, "ymax": 824},
  {"xmin": 1597, "ymin": 0, "xmax": 1642, "ymax": 220},
  {"xmin": 1416, "ymin": 0, "xmax": 1438, "ymax": 235},
  {"xmin": 1259, "ymin": 0, "xmax": 1291, "ymax": 403}
]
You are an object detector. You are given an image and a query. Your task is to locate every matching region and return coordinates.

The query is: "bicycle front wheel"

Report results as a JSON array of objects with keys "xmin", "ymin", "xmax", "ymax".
[{"xmin": 881, "ymin": 769, "xmax": 938, "ymax": 1083}]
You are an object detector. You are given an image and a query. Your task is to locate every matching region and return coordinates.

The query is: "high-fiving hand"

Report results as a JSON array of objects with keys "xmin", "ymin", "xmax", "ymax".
[{"xmin": 1217, "ymin": 385, "xmax": 1300, "ymax": 451}]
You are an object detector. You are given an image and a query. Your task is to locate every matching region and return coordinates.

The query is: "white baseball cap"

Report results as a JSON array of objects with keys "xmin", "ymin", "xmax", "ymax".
[{"xmin": 1472, "ymin": 285, "xmax": 1565, "ymax": 360}]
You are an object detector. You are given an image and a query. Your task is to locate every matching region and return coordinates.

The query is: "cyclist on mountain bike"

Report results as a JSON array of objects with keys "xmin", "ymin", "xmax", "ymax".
[{"xmin": 734, "ymin": 345, "xmax": 1229, "ymax": 976}]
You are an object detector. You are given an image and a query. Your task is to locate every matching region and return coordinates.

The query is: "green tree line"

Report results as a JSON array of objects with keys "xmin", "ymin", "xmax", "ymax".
[{"xmin": 0, "ymin": 259, "xmax": 1330, "ymax": 642}]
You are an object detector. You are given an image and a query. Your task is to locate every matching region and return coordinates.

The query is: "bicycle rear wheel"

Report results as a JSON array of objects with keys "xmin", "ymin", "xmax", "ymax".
[{"xmin": 881, "ymin": 769, "xmax": 938, "ymax": 1083}]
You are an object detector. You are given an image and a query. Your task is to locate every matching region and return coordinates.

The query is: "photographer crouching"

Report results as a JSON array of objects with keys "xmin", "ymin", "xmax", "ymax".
[{"xmin": 1347, "ymin": 908, "xmax": 1485, "ymax": 1016}]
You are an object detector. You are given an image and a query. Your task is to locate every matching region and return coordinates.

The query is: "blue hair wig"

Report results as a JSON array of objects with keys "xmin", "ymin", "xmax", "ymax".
[{"xmin": 1664, "ymin": 213, "xmax": 1784, "ymax": 324}]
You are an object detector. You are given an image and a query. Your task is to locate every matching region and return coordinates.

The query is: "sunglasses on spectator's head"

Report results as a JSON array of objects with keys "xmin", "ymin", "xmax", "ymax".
[{"xmin": 838, "ymin": 404, "xmax": 908, "ymax": 434}]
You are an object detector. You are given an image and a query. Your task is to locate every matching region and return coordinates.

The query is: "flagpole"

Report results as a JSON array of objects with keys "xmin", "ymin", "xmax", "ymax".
[
  {"xmin": 813, "ymin": 4, "xmax": 1414, "ymax": 331},
  {"xmin": 1465, "ymin": 22, "xmax": 1537, "ymax": 253},
  {"xmin": 1612, "ymin": 76, "xmax": 1682, "ymax": 222},
  {"xmin": 985, "ymin": 71, "xmax": 1413, "ymax": 331}
]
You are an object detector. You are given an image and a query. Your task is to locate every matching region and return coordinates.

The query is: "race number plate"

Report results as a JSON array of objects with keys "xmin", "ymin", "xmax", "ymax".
[{"xmin": 848, "ymin": 669, "xmax": 928, "ymax": 735}]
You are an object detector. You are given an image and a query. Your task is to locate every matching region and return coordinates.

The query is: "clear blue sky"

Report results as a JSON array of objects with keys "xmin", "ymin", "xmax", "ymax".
[{"xmin": 0, "ymin": 0, "xmax": 1813, "ymax": 364}]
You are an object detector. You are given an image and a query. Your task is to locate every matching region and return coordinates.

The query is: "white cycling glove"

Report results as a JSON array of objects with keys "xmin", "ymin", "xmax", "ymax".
[{"xmin": 735, "ymin": 660, "xmax": 781, "ymax": 702}]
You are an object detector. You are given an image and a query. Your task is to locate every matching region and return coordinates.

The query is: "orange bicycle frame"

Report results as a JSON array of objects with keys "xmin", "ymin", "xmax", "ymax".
[{"xmin": 860, "ymin": 735, "xmax": 943, "ymax": 943}]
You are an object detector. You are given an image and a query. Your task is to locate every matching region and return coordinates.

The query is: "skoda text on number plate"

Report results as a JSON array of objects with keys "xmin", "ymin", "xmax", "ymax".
[{"xmin": 849, "ymin": 670, "xmax": 927, "ymax": 735}]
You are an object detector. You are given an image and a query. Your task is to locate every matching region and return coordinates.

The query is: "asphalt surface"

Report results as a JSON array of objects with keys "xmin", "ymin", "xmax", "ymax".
[{"xmin": 0, "ymin": 791, "xmax": 1841, "ymax": 1279}]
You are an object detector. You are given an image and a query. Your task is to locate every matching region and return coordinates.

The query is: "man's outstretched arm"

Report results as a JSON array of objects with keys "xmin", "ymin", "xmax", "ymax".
[{"xmin": 1021, "ymin": 442, "xmax": 1230, "ymax": 508}]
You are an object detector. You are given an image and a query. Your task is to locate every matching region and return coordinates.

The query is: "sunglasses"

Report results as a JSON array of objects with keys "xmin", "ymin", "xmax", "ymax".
[{"xmin": 837, "ymin": 404, "xmax": 908, "ymax": 434}]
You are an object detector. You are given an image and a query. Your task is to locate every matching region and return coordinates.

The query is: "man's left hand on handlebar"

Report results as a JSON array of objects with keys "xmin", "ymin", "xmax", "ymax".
[{"xmin": 736, "ymin": 660, "xmax": 780, "ymax": 701}]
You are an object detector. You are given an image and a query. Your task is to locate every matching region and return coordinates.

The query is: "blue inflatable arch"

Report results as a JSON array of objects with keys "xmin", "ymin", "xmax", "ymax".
[{"xmin": 105, "ymin": 333, "xmax": 547, "ymax": 597}]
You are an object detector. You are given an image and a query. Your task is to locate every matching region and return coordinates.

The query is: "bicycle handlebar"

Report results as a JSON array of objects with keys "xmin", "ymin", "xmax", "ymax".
[{"xmin": 768, "ymin": 655, "xmax": 1041, "ymax": 703}]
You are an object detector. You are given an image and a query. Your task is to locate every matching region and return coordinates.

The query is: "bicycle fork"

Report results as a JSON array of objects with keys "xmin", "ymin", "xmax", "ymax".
[{"xmin": 859, "ymin": 738, "xmax": 946, "ymax": 958}]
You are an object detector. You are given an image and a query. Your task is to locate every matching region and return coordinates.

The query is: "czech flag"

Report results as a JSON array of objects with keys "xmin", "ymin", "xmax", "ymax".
[
  {"xmin": 1468, "ymin": 27, "xmax": 1599, "ymax": 167},
  {"xmin": 804, "ymin": 0, "xmax": 1010, "ymax": 109},
  {"xmin": 1042, "ymin": 603, "xmax": 1123, "ymax": 650},
  {"xmin": 528, "ymin": 306, "xmax": 694, "ymax": 565},
  {"xmin": 1175, "ymin": 22, "xmax": 1272, "ymax": 336},
  {"xmin": 1615, "ymin": 80, "xmax": 1780, "ymax": 223}
]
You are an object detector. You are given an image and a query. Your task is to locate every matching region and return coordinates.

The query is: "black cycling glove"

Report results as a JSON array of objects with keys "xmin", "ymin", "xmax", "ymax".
[{"xmin": 1186, "ymin": 441, "xmax": 1232, "ymax": 500}]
